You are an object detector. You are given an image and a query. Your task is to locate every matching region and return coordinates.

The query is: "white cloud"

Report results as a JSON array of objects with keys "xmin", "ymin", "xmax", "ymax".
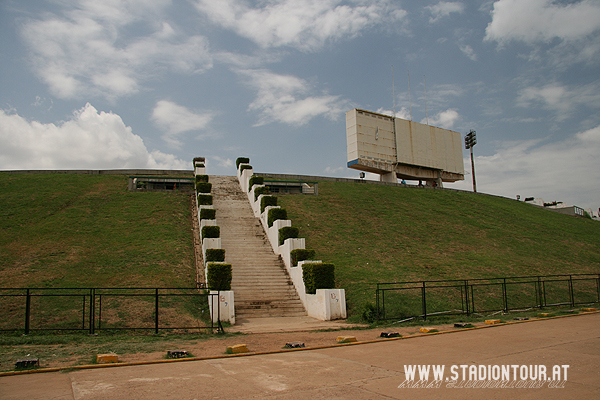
[
  {"xmin": 210, "ymin": 156, "xmax": 234, "ymax": 168},
  {"xmin": 460, "ymin": 44, "xmax": 477, "ymax": 61},
  {"xmin": 151, "ymin": 100, "xmax": 214, "ymax": 147},
  {"xmin": 192, "ymin": 0, "xmax": 407, "ymax": 51},
  {"xmin": 0, "ymin": 104, "xmax": 188, "ymax": 170},
  {"xmin": 376, "ymin": 107, "xmax": 412, "ymax": 120},
  {"xmin": 422, "ymin": 109, "xmax": 460, "ymax": 129},
  {"xmin": 517, "ymin": 82, "xmax": 600, "ymax": 121},
  {"xmin": 426, "ymin": 2, "xmax": 465, "ymax": 23},
  {"xmin": 485, "ymin": 0, "xmax": 600, "ymax": 44},
  {"xmin": 237, "ymin": 68, "xmax": 348, "ymax": 126},
  {"xmin": 20, "ymin": 1, "xmax": 212, "ymax": 100},
  {"xmin": 447, "ymin": 126, "xmax": 600, "ymax": 211}
]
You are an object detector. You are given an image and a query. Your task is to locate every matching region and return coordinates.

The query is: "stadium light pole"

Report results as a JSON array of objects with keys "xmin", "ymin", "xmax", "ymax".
[{"xmin": 465, "ymin": 130, "xmax": 477, "ymax": 193}]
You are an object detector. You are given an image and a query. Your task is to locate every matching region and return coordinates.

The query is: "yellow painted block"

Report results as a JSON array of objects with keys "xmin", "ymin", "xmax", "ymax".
[
  {"xmin": 226, "ymin": 344, "xmax": 248, "ymax": 354},
  {"xmin": 336, "ymin": 336, "xmax": 357, "ymax": 343},
  {"xmin": 581, "ymin": 308, "xmax": 596, "ymax": 312},
  {"xmin": 96, "ymin": 354, "xmax": 119, "ymax": 364},
  {"xmin": 537, "ymin": 313, "xmax": 551, "ymax": 317},
  {"xmin": 485, "ymin": 319, "xmax": 501, "ymax": 324},
  {"xmin": 419, "ymin": 327, "xmax": 436, "ymax": 333}
]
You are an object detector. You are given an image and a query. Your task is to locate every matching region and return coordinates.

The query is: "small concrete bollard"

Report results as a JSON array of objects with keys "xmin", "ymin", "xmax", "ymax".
[
  {"xmin": 485, "ymin": 319, "xmax": 502, "ymax": 324},
  {"xmin": 285, "ymin": 342, "xmax": 305, "ymax": 348},
  {"xmin": 336, "ymin": 336, "xmax": 357, "ymax": 343},
  {"xmin": 380, "ymin": 332, "xmax": 401, "ymax": 338},
  {"xmin": 96, "ymin": 354, "xmax": 119, "ymax": 364},
  {"xmin": 167, "ymin": 350, "xmax": 189, "ymax": 359},
  {"xmin": 226, "ymin": 344, "xmax": 249, "ymax": 354},
  {"xmin": 15, "ymin": 358, "xmax": 39, "ymax": 369},
  {"xmin": 537, "ymin": 313, "xmax": 551, "ymax": 318}
]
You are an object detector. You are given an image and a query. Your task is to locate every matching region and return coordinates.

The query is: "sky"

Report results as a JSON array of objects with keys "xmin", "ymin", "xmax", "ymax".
[{"xmin": 0, "ymin": 0, "xmax": 599, "ymax": 213}]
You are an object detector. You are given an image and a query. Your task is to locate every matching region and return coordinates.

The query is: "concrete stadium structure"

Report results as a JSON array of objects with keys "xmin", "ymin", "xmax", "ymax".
[{"xmin": 346, "ymin": 109, "xmax": 464, "ymax": 187}]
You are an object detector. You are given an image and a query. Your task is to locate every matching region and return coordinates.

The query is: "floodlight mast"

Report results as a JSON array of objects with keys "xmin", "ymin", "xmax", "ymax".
[{"xmin": 465, "ymin": 130, "xmax": 477, "ymax": 193}]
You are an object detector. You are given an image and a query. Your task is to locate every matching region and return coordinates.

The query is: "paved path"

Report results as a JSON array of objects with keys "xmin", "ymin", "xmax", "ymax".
[{"xmin": 1, "ymin": 313, "xmax": 598, "ymax": 399}]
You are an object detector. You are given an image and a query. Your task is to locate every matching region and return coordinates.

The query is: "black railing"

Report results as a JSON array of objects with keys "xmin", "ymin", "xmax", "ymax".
[
  {"xmin": 376, "ymin": 274, "xmax": 600, "ymax": 321},
  {"xmin": 0, "ymin": 287, "xmax": 223, "ymax": 334}
]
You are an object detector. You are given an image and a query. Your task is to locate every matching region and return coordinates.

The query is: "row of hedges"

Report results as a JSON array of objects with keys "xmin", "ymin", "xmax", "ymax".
[
  {"xmin": 194, "ymin": 171, "xmax": 229, "ymax": 291},
  {"xmin": 237, "ymin": 157, "xmax": 336, "ymax": 294}
]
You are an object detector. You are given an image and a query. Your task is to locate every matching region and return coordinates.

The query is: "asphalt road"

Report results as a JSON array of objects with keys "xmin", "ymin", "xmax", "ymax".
[{"xmin": 1, "ymin": 312, "xmax": 598, "ymax": 399}]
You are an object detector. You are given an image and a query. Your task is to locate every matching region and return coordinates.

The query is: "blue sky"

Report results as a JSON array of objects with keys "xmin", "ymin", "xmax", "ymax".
[{"xmin": 1, "ymin": 1, "xmax": 599, "ymax": 212}]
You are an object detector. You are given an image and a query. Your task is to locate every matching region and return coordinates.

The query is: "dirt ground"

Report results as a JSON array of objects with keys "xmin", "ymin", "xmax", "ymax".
[{"xmin": 23, "ymin": 321, "xmax": 488, "ymax": 370}]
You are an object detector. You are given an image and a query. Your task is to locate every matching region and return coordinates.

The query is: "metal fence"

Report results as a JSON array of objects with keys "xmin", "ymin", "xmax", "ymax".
[
  {"xmin": 376, "ymin": 274, "xmax": 600, "ymax": 321},
  {"xmin": 0, "ymin": 287, "xmax": 222, "ymax": 334}
]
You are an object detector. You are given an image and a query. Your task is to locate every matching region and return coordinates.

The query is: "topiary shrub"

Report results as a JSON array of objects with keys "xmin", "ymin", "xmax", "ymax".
[
  {"xmin": 254, "ymin": 186, "xmax": 270, "ymax": 201},
  {"xmin": 278, "ymin": 226, "xmax": 299, "ymax": 246},
  {"xmin": 290, "ymin": 249, "xmax": 316, "ymax": 267},
  {"xmin": 267, "ymin": 208, "xmax": 287, "ymax": 227},
  {"xmin": 236, "ymin": 157, "xmax": 250, "ymax": 169},
  {"xmin": 239, "ymin": 164, "xmax": 252, "ymax": 173},
  {"xmin": 201, "ymin": 225, "xmax": 220, "ymax": 240},
  {"xmin": 248, "ymin": 176, "xmax": 264, "ymax": 191},
  {"xmin": 196, "ymin": 182, "xmax": 212, "ymax": 193},
  {"xmin": 195, "ymin": 163, "xmax": 205, "ymax": 168},
  {"xmin": 205, "ymin": 248, "xmax": 225, "ymax": 262},
  {"xmin": 302, "ymin": 263, "xmax": 335, "ymax": 294},
  {"xmin": 199, "ymin": 208, "xmax": 216, "ymax": 220},
  {"xmin": 207, "ymin": 263, "xmax": 232, "ymax": 291},
  {"xmin": 195, "ymin": 175, "xmax": 209, "ymax": 184},
  {"xmin": 260, "ymin": 196, "xmax": 277, "ymax": 213},
  {"xmin": 197, "ymin": 194, "xmax": 213, "ymax": 206}
]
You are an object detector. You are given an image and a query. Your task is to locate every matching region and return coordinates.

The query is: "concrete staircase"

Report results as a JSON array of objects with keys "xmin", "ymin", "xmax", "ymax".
[{"xmin": 210, "ymin": 175, "xmax": 306, "ymax": 318}]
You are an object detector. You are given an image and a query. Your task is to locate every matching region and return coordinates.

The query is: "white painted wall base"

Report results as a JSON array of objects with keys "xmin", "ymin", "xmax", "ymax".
[
  {"xmin": 208, "ymin": 290, "xmax": 235, "ymax": 324},
  {"xmin": 305, "ymin": 289, "xmax": 347, "ymax": 320}
]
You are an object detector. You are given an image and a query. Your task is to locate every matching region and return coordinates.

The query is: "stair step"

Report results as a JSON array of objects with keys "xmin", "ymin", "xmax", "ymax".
[{"xmin": 206, "ymin": 175, "xmax": 306, "ymax": 317}]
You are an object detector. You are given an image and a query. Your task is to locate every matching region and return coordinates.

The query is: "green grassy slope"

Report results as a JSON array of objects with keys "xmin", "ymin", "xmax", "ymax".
[
  {"xmin": 0, "ymin": 173, "xmax": 195, "ymax": 288},
  {"xmin": 278, "ymin": 181, "xmax": 600, "ymax": 315}
]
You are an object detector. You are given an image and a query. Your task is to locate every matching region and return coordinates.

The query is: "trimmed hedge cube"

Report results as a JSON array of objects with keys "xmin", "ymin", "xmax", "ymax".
[
  {"xmin": 240, "ymin": 164, "xmax": 252, "ymax": 173},
  {"xmin": 290, "ymin": 249, "xmax": 316, "ymax": 267},
  {"xmin": 207, "ymin": 263, "xmax": 232, "ymax": 291},
  {"xmin": 278, "ymin": 226, "xmax": 299, "ymax": 246},
  {"xmin": 201, "ymin": 225, "xmax": 220, "ymax": 240},
  {"xmin": 267, "ymin": 208, "xmax": 287, "ymax": 227},
  {"xmin": 260, "ymin": 196, "xmax": 277, "ymax": 214},
  {"xmin": 236, "ymin": 157, "xmax": 250, "ymax": 169},
  {"xmin": 195, "ymin": 175, "xmax": 209, "ymax": 183},
  {"xmin": 254, "ymin": 186, "xmax": 270, "ymax": 201},
  {"xmin": 205, "ymin": 248, "xmax": 225, "ymax": 262},
  {"xmin": 200, "ymin": 208, "xmax": 216, "ymax": 220},
  {"xmin": 302, "ymin": 263, "xmax": 335, "ymax": 294},
  {"xmin": 197, "ymin": 194, "xmax": 213, "ymax": 205},
  {"xmin": 196, "ymin": 182, "xmax": 212, "ymax": 193},
  {"xmin": 248, "ymin": 176, "xmax": 264, "ymax": 191}
]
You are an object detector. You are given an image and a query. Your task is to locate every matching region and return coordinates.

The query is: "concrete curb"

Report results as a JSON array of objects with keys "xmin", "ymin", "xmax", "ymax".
[{"xmin": 1, "ymin": 310, "xmax": 597, "ymax": 377}]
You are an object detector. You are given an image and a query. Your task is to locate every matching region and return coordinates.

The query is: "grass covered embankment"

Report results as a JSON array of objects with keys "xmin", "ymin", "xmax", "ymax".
[
  {"xmin": 0, "ymin": 173, "xmax": 195, "ymax": 288},
  {"xmin": 278, "ymin": 181, "xmax": 600, "ymax": 317}
]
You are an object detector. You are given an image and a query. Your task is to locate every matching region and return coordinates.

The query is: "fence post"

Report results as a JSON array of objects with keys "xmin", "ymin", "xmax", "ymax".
[
  {"xmin": 502, "ymin": 278, "xmax": 508, "ymax": 312},
  {"xmin": 89, "ymin": 288, "xmax": 95, "ymax": 335},
  {"xmin": 421, "ymin": 282, "xmax": 427, "ymax": 320},
  {"xmin": 82, "ymin": 295, "xmax": 86, "ymax": 330},
  {"xmin": 569, "ymin": 275, "xmax": 575, "ymax": 307},
  {"xmin": 538, "ymin": 276, "xmax": 544, "ymax": 309},
  {"xmin": 24, "ymin": 289, "xmax": 31, "ymax": 335},
  {"xmin": 464, "ymin": 280, "xmax": 470, "ymax": 316},
  {"xmin": 155, "ymin": 288, "xmax": 159, "ymax": 334},
  {"xmin": 375, "ymin": 284, "xmax": 380, "ymax": 321}
]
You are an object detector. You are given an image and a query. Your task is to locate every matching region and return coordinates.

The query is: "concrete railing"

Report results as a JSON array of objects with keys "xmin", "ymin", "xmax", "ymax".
[
  {"xmin": 196, "ymin": 160, "xmax": 234, "ymax": 324},
  {"xmin": 239, "ymin": 167, "xmax": 346, "ymax": 321}
]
